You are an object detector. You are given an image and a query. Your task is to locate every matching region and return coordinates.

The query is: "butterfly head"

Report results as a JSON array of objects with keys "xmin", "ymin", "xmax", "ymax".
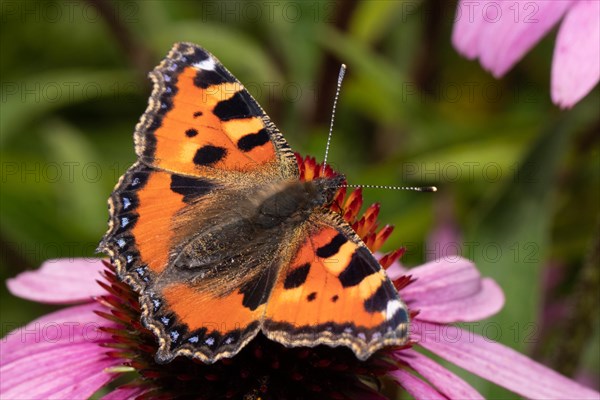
[{"xmin": 310, "ymin": 174, "xmax": 346, "ymax": 208}]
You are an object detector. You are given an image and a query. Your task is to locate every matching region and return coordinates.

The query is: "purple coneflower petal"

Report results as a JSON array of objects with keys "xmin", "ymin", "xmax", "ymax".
[
  {"xmin": 6, "ymin": 258, "xmax": 107, "ymax": 304},
  {"xmin": 396, "ymin": 348, "xmax": 484, "ymax": 399},
  {"xmin": 414, "ymin": 277, "xmax": 504, "ymax": 323},
  {"xmin": 399, "ymin": 257, "xmax": 504, "ymax": 322},
  {"xmin": 1, "ymin": 344, "xmax": 118, "ymax": 400},
  {"xmin": 1, "ymin": 303, "xmax": 109, "ymax": 365},
  {"xmin": 453, "ymin": 0, "xmax": 573, "ymax": 77},
  {"xmin": 389, "ymin": 369, "xmax": 447, "ymax": 400},
  {"xmin": 415, "ymin": 321, "xmax": 600, "ymax": 400},
  {"xmin": 0, "ymin": 303, "xmax": 118, "ymax": 399},
  {"xmin": 400, "ymin": 257, "xmax": 480, "ymax": 304},
  {"xmin": 452, "ymin": 0, "xmax": 488, "ymax": 59},
  {"xmin": 551, "ymin": 0, "xmax": 600, "ymax": 108},
  {"xmin": 478, "ymin": 0, "xmax": 573, "ymax": 77}
]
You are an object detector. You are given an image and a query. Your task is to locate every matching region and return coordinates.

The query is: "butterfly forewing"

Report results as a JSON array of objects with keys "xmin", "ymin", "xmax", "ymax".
[{"xmin": 135, "ymin": 42, "xmax": 297, "ymax": 179}]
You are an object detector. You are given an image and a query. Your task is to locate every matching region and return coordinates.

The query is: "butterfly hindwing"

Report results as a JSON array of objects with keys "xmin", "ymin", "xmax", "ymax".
[
  {"xmin": 102, "ymin": 165, "xmax": 287, "ymax": 364},
  {"xmin": 101, "ymin": 162, "xmax": 220, "ymax": 287},
  {"xmin": 263, "ymin": 211, "xmax": 409, "ymax": 360},
  {"xmin": 144, "ymin": 187, "xmax": 289, "ymax": 363},
  {"xmin": 147, "ymin": 281, "xmax": 264, "ymax": 364}
]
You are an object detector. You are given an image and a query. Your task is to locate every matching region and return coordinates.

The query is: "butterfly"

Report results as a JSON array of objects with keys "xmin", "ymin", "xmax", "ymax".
[{"xmin": 99, "ymin": 42, "xmax": 409, "ymax": 364}]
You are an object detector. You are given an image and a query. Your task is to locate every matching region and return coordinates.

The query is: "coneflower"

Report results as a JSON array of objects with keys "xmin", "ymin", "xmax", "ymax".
[{"xmin": 2, "ymin": 156, "xmax": 598, "ymax": 399}]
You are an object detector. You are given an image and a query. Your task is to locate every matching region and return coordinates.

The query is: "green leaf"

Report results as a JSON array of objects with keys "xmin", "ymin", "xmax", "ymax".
[
  {"xmin": 44, "ymin": 120, "xmax": 106, "ymax": 237},
  {"xmin": 349, "ymin": 0, "xmax": 411, "ymax": 46},
  {"xmin": 1, "ymin": 70, "xmax": 136, "ymax": 146}
]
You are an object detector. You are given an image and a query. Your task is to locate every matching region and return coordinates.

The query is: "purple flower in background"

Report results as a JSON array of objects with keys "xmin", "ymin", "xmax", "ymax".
[
  {"xmin": 2, "ymin": 258, "xmax": 599, "ymax": 399},
  {"xmin": 426, "ymin": 195, "xmax": 462, "ymax": 262},
  {"xmin": 453, "ymin": 0, "xmax": 600, "ymax": 108}
]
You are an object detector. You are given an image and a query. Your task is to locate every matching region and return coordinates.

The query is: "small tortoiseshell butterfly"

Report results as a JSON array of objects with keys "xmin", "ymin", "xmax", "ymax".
[{"xmin": 100, "ymin": 42, "xmax": 409, "ymax": 364}]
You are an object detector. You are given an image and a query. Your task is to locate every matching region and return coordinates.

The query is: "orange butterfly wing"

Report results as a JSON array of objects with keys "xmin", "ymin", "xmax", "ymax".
[
  {"xmin": 263, "ymin": 212, "xmax": 409, "ymax": 360},
  {"xmin": 101, "ymin": 43, "xmax": 298, "ymax": 363},
  {"xmin": 101, "ymin": 42, "xmax": 408, "ymax": 364},
  {"xmin": 134, "ymin": 42, "xmax": 297, "ymax": 179},
  {"xmin": 101, "ymin": 160, "xmax": 270, "ymax": 363}
]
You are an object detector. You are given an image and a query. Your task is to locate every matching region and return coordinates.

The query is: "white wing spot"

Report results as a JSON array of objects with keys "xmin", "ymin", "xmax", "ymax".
[
  {"xmin": 194, "ymin": 57, "xmax": 216, "ymax": 71},
  {"xmin": 386, "ymin": 300, "xmax": 403, "ymax": 318},
  {"xmin": 205, "ymin": 337, "xmax": 215, "ymax": 346}
]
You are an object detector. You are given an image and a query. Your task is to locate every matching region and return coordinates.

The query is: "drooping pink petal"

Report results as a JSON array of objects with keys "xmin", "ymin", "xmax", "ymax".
[
  {"xmin": 453, "ymin": 0, "xmax": 574, "ymax": 77},
  {"xmin": 399, "ymin": 257, "xmax": 504, "ymax": 322},
  {"xmin": 396, "ymin": 348, "xmax": 484, "ymax": 399},
  {"xmin": 551, "ymin": 0, "xmax": 600, "ymax": 108},
  {"xmin": 1, "ymin": 303, "xmax": 111, "ymax": 365},
  {"xmin": 415, "ymin": 278, "xmax": 504, "ymax": 323},
  {"xmin": 389, "ymin": 369, "xmax": 447, "ymax": 400},
  {"xmin": 7, "ymin": 258, "xmax": 107, "ymax": 304},
  {"xmin": 1, "ymin": 343, "xmax": 119, "ymax": 399},
  {"xmin": 0, "ymin": 302, "xmax": 119, "ymax": 399},
  {"xmin": 102, "ymin": 385, "xmax": 148, "ymax": 400},
  {"xmin": 479, "ymin": 0, "xmax": 573, "ymax": 77},
  {"xmin": 400, "ymin": 257, "xmax": 480, "ymax": 304},
  {"xmin": 452, "ymin": 0, "xmax": 489, "ymax": 59},
  {"xmin": 414, "ymin": 321, "xmax": 600, "ymax": 400}
]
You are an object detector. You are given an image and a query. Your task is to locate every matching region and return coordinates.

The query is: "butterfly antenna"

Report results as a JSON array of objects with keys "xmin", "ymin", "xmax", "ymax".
[
  {"xmin": 323, "ymin": 64, "xmax": 347, "ymax": 170},
  {"xmin": 322, "ymin": 65, "xmax": 436, "ymax": 194},
  {"xmin": 341, "ymin": 184, "xmax": 438, "ymax": 192}
]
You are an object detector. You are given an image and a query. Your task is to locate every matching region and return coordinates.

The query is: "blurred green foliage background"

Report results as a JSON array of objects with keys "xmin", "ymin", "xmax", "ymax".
[{"xmin": 1, "ymin": 1, "xmax": 598, "ymax": 398}]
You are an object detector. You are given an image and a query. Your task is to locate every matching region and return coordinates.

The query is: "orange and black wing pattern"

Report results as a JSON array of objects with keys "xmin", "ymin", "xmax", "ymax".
[
  {"xmin": 134, "ymin": 42, "xmax": 297, "ymax": 179},
  {"xmin": 100, "ymin": 43, "xmax": 297, "ymax": 363},
  {"xmin": 263, "ymin": 212, "xmax": 409, "ymax": 360},
  {"xmin": 101, "ymin": 159, "xmax": 274, "ymax": 363},
  {"xmin": 100, "ymin": 162, "xmax": 219, "ymax": 285},
  {"xmin": 101, "ymin": 42, "xmax": 409, "ymax": 365}
]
